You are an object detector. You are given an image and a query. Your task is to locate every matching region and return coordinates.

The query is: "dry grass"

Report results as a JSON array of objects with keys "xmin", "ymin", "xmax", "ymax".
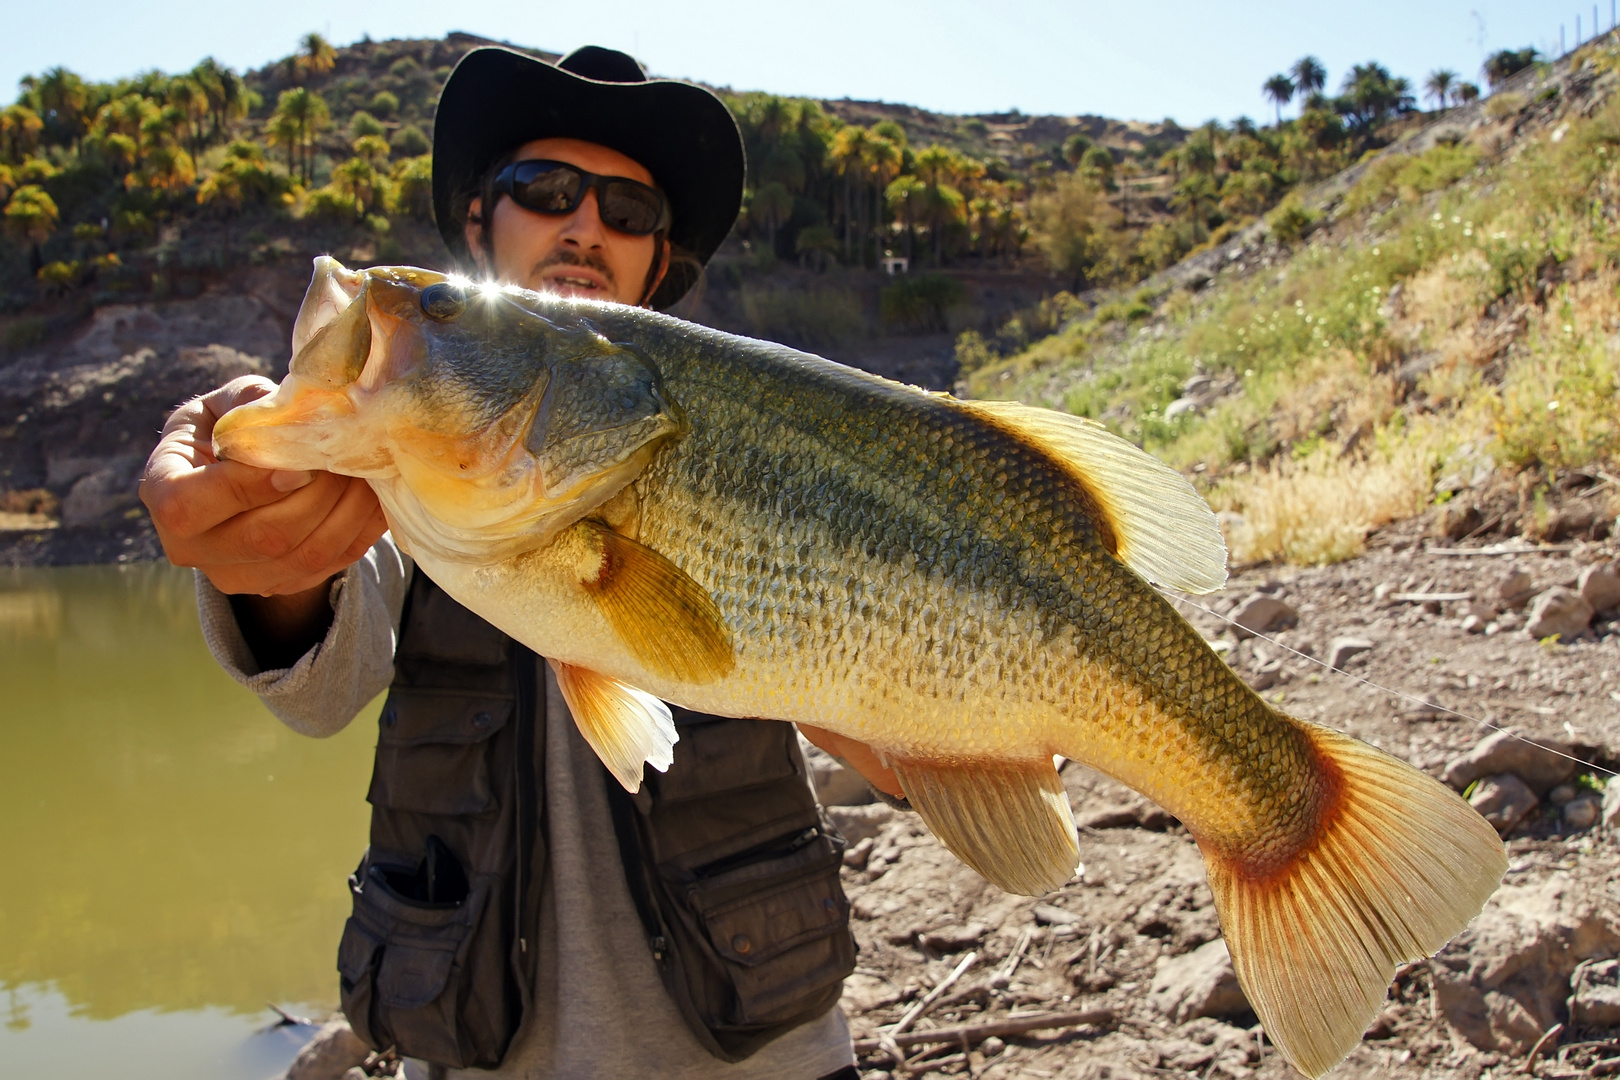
[{"xmin": 1212, "ymin": 439, "xmax": 1437, "ymax": 565}]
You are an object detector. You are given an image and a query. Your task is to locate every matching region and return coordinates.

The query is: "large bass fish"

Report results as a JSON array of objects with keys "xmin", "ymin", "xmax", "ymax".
[{"xmin": 216, "ymin": 258, "xmax": 1504, "ymax": 1078}]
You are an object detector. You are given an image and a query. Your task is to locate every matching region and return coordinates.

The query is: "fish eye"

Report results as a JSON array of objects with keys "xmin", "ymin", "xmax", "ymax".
[{"xmin": 420, "ymin": 282, "xmax": 468, "ymax": 321}]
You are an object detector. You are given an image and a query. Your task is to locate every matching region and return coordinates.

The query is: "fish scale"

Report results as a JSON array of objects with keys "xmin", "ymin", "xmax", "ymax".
[{"xmin": 212, "ymin": 259, "xmax": 1507, "ymax": 1078}]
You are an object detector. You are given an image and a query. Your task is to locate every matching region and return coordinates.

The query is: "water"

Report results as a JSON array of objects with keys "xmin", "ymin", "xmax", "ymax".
[{"xmin": 0, "ymin": 564, "xmax": 380, "ymax": 1079}]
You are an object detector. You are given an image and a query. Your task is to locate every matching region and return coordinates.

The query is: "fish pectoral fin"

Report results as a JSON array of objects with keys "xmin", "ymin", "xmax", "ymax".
[
  {"xmin": 576, "ymin": 520, "xmax": 734, "ymax": 684},
  {"xmin": 955, "ymin": 399, "xmax": 1227, "ymax": 594},
  {"xmin": 890, "ymin": 756, "xmax": 1081, "ymax": 896},
  {"xmin": 1201, "ymin": 722, "xmax": 1507, "ymax": 1079},
  {"xmin": 549, "ymin": 659, "xmax": 678, "ymax": 793}
]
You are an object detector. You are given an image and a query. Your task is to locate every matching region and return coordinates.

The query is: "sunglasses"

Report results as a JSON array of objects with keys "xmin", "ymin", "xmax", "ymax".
[{"xmin": 493, "ymin": 159, "xmax": 672, "ymax": 236}]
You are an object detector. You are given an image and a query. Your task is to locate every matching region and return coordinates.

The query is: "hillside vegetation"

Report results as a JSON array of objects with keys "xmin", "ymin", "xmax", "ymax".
[{"xmin": 967, "ymin": 44, "xmax": 1619, "ymax": 567}]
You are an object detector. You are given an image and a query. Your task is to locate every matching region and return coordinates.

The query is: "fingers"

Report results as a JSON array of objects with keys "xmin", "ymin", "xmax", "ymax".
[
  {"xmin": 199, "ymin": 477, "xmax": 385, "ymax": 596},
  {"xmin": 798, "ymin": 723, "xmax": 906, "ymax": 797}
]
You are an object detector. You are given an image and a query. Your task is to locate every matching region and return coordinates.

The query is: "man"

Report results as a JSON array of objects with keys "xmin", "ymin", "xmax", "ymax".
[{"xmin": 141, "ymin": 45, "xmax": 895, "ymax": 1079}]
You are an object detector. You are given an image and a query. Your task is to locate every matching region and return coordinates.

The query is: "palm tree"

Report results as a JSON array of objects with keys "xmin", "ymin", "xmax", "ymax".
[
  {"xmin": 1453, "ymin": 82, "xmax": 1481, "ymax": 107},
  {"xmin": 296, "ymin": 33, "xmax": 338, "ymax": 83},
  {"xmin": 1291, "ymin": 56, "xmax": 1327, "ymax": 99},
  {"xmin": 273, "ymin": 87, "xmax": 329, "ymax": 184},
  {"xmin": 830, "ymin": 125, "xmax": 872, "ymax": 263},
  {"xmin": 750, "ymin": 182, "xmax": 793, "ymax": 254},
  {"xmin": 1062, "ymin": 132, "xmax": 1092, "ymax": 168},
  {"xmin": 0, "ymin": 105, "xmax": 44, "ymax": 160},
  {"xmin": 266, "ymin": 112, "xmax": 302, "ymax": 179},
  {"xmin": 886, "ymin": 174, "xmax": 926, "ymax": 260},
  {"xmin": 1425, "ymin": 70, "xmax": 1457, "ymax": 114},
  {"xmin": 1483, "ymin": 48, "xmax": 1538, "ymax": 89},
  {"xmin": 31, "ymin": 67, "xmax": 90, "ymax": 151},
  {"xmin": 862, "ymin": 134, "xmax": 902, "ymax": 261},
  {"xmin": 1262, "ymin": 74, "xmax": 1295, "ymax": 127},
  {"xmin": 4, "ymin": 184, "xmax": 59, "ymax": 247},
  {"xmin": 1171, "ymin": 172, "xmax": 1218, "ymax": 241}
]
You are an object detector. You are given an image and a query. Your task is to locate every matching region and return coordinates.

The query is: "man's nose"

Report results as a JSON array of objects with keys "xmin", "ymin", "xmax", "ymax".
[{"xmin": 558, "ymin": 188, "xmax": 608, "ymax": 247}]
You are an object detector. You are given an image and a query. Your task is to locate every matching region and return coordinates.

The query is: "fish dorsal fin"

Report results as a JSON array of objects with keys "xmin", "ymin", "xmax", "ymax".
[
  {"xmin": 956, "ymin": 399, "xmax": 1227, "ymax": 594},
  {"xmin": 890, "ymin": 755, "xmax": 1081, "ymax": 896},
  {"xmin": 576, "ymin": 520, "xmax": 735, "ymax": 684},
  {"xmin": 549, "ymin": 659, "xmax": 677, "ymax": 792}
]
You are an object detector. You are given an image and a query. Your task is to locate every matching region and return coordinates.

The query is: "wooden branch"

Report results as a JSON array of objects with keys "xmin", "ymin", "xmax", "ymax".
[
  {"xmin": 891, "ymin": 950, "xmax": 978, "ymax": 1035},
  {"xmin": 854, "ymin": 1006, "xmax": 1116, "ymax": 1053}
]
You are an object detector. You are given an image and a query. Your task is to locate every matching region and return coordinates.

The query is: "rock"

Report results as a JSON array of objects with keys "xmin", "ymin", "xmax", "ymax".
[
  {"xmin": 1442, "ymin": 730, "xmax": 1577, "ymax": 794},
  {"xmin": 1432, "ymin": 871, "xmax": 1620, "ymax": 1053},
  {"xmin": 1462, "ymin": 614, "xmax": 1485, "ymax": 634},
  {"xmin": 1605, "ymin": 779, "xmax": 1620, "ymax": 832},
  {"xmin": 1498, "ymin": 569, "xmax": 1537, "ymax": 607},
  {"xmin": 284, "ymin": 1019, "xmax": 370, "ymax": 1080},
  {"xmin": 1571, "ymin": 959, "xmax": 1620, "ymax": 1027},
  {"xmin": 1436, "ymin": 501, "xmax": 1483, "ymax": 540},
  {"xmin": 1164, "ymin": 397, "xmax": 1200, "ymax": 421},
  {"xmin": 980, "ymin": 1036, "xmax": 1006, "ymax": 1057},
  {"xmin": 1148, "ymin": 939, "xmax": 1250, "ymax": 1022},
  {"xmin": 842, "ymin": 836, "xmax": 874, "ymax": 870},
  {"xmin": 1228, "ymin": 593, "xmax": 1297, "ymax": 638},
  {"xmin": 1578, "ymin": 562, "xmax": 1620, "ymax": 613},
  {"xmin": 824, "ymin": 804, "xmax": 895, "ymax": 846},
  {"xmin": 918, "ymin": 922, "xmax": 987, "ymax": 951},
  {"xmin": 1562, "ymin": 795, "xmax": 1600, "ymax": 830},
  {"xmin": 1525, "ymin": 587, "xmax": 1594, "ymax": 641},
  {"xmin": 1467, "ymin": 773, "xmax": 1539, "ymax": 833},
  {"xmin": 1326, "ymin": 636, "xmax": 1373, "ymax": 670},
  {"xmin": 1547, "ymin": 784, "xmax": 1577, "ymax": 806},
  {"xmin": 798, "ymin": 737, "xmax": 875, "ymax": 807},
  {"xmin": 60, "ymin": 454, "xmax": 145, "ymax": 527},
  {"xmin": 1032, "ymin": 902, "xmax": 1082, "ymax": 926},
  {"xmin": 1076, "ymin": 798, "xmax": 1175, "ymax": 831}
]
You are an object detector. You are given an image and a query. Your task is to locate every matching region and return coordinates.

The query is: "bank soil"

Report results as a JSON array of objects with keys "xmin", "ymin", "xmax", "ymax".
[{"xmin": 817, "ymin": 518, "xmax": 1620, "ymax": 1080}]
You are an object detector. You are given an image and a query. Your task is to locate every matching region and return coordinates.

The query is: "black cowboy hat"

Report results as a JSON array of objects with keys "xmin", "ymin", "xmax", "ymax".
[{"xmin": 432, "ymin": 45, "xmax": 745, "ymax": 309}]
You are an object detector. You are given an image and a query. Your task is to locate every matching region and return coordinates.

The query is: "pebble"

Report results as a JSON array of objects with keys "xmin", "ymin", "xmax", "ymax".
[
  {"xmin": 1228, "ymin": 593, "xmax": 1298, "ymax": 638},
  {"xmin": 1442, "ymin": 730, "xmax": 1577, "ymax": 794},
  {"xmin": 1467, "ymin": 773, "xmax": 1539, "ymax": 834},
  {"xmin": 980, "ymin": 1036, "xmax": 1007, "ymax": 1057},
  {"xmin": 1572, "ymin": 959, "xmax": 1620, "ymax": 1027},
  {"xmin": 1327, "ymin": 636, "xmax": 1373, "ymax": 670},
  {"xmin": 1563, "ymin": 796, "xmax": 1600, "ymax": 830},
  {"xmin": 1547, "ymin": 784, "xmax": 1577, "ymax": 806},
  {"xmin": 1606, "ymin": 779, "xmax": 1620, "ymax": 832},
  {"xmin": 1498, "ymin": 569, "xmax": 1537, "ymax": 607}
]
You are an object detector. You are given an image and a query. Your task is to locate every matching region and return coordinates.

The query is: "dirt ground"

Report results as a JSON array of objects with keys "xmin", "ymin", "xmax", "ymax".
[{"xmin": 825, "ymin": 516, "xmax": 1620, "ymax": 1080}]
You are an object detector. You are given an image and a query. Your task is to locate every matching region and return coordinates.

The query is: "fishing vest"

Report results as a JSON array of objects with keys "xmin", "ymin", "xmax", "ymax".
[{"xmin": 335, "ymin": 569, "xmax": 856, "ymax": 1068}]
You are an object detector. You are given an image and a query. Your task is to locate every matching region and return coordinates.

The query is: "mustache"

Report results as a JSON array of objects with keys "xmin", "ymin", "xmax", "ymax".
[{"xmin": 531, "ymin": 248, "xmax": 617, "ymax": 289}]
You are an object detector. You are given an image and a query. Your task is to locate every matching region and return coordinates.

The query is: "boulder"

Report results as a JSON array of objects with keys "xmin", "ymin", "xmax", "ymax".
[
  {"xmin": 60, "ymin": 453, "xmax": 145, "ymax": 527},
  {"xmin": 1571, "ymin": 958, "xmax": 1620, "ymax": 1027},
  {"xmin": 1443, "ymin": 730, "xmax": 1578, "ymax": 794},
  {"xmin": 824, "ymin": 803, "xmax": 896, "ymax": 846},
  {"xmin": 1525, "ymin": 586, "xmax": 1594, "ymax": 641},
  {"xmin": 1326, "ymin": 636, "xmax": 1373, "ymax": 671},
  {"xmin": 1604, "ymin": 779, "xmax": 1620, "ymax": 833},
  {"xmin": 1578, "ymin": 562, "xmax": 1620, "ymax": 613},
  {"xmin": 284, "ymin": 1019, "xmax": 370, "ymax": 1080},
  {"xmin": 1431, "ymin": 871, "xmax": 1620, "ymax": 1053},
  {"xmin": 1227, "ymin": 594, "xmax": 1297, "ymax": 638},
  {"xmin": 1148, "ymin": 939, "xmax": 1250, "ymax": 1022}
]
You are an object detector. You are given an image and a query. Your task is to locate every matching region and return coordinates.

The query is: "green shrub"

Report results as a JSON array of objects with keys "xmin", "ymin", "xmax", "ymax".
[
  {"xmin": 369, "ymin": 91, "xmax": 399, "ymax": 117},
  {"xmin": 1266, "ymin": 195, "xmax": 1315, "ymax": 243},
  {"xmin": 390, "ymin": 125, "xmax": 431, "ymax": 157},
  {"xmin": 349, "ymin": 111, "xmax": 385, "ymax": 139},
  {"xmin": 881, "ymin": 273, "xmax": 968, "ymax": 332}
]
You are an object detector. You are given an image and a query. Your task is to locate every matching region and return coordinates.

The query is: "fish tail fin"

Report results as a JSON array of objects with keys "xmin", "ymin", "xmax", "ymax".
[{"xmin": 1203, "ymin": 721, "xmax": 1506, "ymax": 1079}]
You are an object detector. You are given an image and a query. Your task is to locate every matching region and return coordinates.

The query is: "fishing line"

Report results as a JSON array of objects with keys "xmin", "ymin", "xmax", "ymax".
[{"xmin": 1159, "ymin": 588, "xmax": 1619, "ymax": 781}]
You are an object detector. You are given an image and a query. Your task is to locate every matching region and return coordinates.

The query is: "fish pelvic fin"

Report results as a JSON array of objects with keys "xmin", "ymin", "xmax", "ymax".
[
  {"xmin": 891, "ymin": 756, "xmax": 1081, "ymax": 896},
  {"xmin": 576, "ymin": 520, "xmax": 735, "ymax": 684},
  {"xmin": 549, "ymin": 659, "xmax": 677, "ymax": 793},
  {"xmin": 1202, "ymin": 722, "xmax": 1506, "ymax": 1079},
  {"xmin": 955, "ymin": 399, "xmax": 1226, "ymax": 594}
]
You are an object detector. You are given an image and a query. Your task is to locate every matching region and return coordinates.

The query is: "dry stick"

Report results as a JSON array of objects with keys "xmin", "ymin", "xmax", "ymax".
[
  {"xmin": 853, "ymin": 1006, "xmax": 1117, "ymax": 1054},
  {"xmin": 1525, "ymin": 1021, "xmax": 1563, "ymax": 1075},
  {"xmin": 992, "ymin": 929, "xmax": 1032, "ymax": 987},
  {"xmin": 892, "ymin": 950, "xmax": 979, "ymax": 1035}
]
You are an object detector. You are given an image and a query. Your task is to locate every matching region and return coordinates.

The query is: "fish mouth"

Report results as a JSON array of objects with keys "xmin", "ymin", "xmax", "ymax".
[{"xmin": 214, "ymin": 257, "xmax": 382, "ymax": 472}]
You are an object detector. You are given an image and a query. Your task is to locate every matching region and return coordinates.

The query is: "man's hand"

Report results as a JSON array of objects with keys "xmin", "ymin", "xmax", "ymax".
[
  {"xmin": 140, "ymin": 376, "xmax": 388, "ymax": 664},
  {"xmin": 797, "ymin": 723, "xmax": 904, "ymax": 798}
]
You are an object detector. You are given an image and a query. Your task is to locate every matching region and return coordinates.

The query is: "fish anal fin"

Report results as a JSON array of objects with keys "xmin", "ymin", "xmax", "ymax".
[
  {"xmin": 1202, "ymin": 722, "xmax": 1507, "ymax": 1078},
  {"xmin": 956, "ymin": 399, "xmax": 1227, "ymax": 594},
  {"xmin": 576, "ymin": 520, "xmax": 734, "ymax": 684},
  {"xmin": 549, "ymin": 660, "xmax": 678, "ymax": 792},
  {"xmin": 891, "ymin": 756, "xmax": 1081, "ymax": 896}
]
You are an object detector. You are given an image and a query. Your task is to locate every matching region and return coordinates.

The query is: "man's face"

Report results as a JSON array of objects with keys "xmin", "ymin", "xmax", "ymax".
[{"xmin": 464, "ymin": 137, "xmax": 667, "ymax": 306}]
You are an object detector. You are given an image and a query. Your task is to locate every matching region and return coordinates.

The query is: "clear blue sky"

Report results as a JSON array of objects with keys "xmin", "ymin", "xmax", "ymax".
[{"xmin": 3, "ymin": 1, "xmax": 1581, "ymax": 125}]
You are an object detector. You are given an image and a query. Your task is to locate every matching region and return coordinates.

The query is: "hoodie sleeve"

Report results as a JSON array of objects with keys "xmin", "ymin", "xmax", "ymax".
[{"xmin": 194, "ymin": 535, "xmax": 413, "ymax": 737}]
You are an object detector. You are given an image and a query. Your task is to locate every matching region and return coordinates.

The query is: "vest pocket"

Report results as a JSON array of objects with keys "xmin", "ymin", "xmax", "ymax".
[
  {"xmin": 367, "ymin": 690, "xmax": 513, "ymax": 816},
  {"xmin": 338, "ymin": 851, "xmax": 505, "ymax": 1068},
  {"xmin": 680, "ymin": 829, "xmax": 855, "ymax": 1028}
]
